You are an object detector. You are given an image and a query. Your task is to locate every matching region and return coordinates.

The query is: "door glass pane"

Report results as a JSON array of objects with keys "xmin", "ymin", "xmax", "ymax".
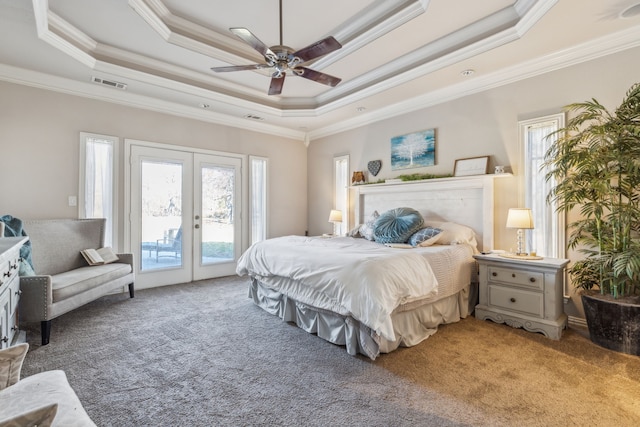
[
  {"xmin": 140, "ymin": 160, "xmax": 183, "ymax": 271},
  {"xmin": 201, "ymin": 165, "xmax": 234, "ymax": 264}
]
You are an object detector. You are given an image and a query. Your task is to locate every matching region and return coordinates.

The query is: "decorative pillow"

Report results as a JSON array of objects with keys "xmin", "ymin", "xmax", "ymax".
[
  {"xmin": 373, "ymin": 207, "xmax": 424, "ymax": 244},
  {"xmin": 408, "ymin": 226, "xmax": 443, "ymax": 247},
  {"xmin": 426, "ymin": 221, "xmax": 478, "ymax": 246},
  {"xmin": 346, "ymin": 224, "xmax": 362, "ymax": 238},
  {"xmin": 0, "ymin": 343, "xmax": 28, "ymax": 390},
  {"xmin": 0, "ymin": 403, "xmax": 58, "ymax": 427},
  {"xmin": 359, "ymin": 211, "xmax": 380, "ymax": 240}
]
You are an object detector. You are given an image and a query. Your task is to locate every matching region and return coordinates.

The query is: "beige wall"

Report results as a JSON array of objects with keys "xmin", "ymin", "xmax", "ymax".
[
  {"xmin": 0, "ymin": 81, "xmax": 308, "ymax": 246},
  {"xmin": 308, "ymin": 46, "xmax": 640, "ymax": 318}
]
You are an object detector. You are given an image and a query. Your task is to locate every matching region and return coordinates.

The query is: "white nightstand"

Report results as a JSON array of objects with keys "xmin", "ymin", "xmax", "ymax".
[{"xmin": 473, "ymin": 253, "xmax": 569, "ymax": 339}]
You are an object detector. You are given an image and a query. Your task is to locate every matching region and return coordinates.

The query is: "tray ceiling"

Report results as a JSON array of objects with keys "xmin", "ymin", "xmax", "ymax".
[{"xmin": 1, "ymin": 0, "xmax": 640, "ymax": 141}]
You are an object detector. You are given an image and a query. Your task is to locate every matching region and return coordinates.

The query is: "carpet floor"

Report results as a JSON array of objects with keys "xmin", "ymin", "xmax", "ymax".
[{"xmin": 21, "ymin": 276, "xmax": 640, "ymax": 427}]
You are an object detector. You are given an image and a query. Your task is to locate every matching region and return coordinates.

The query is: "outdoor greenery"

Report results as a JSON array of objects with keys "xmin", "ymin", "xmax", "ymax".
[
  {"xmin": 542, "ymin": 82, "xmax": 640, "ymax": 299},
  {"xmin": 202, "ymin": 241, "xmax": 233, "ymax": 259}
]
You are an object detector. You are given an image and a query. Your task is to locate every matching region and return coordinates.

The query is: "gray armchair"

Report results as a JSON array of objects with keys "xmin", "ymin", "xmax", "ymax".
[{"xmin": 19, "ymin": 219, "xmax": 134, "ymax": 345}]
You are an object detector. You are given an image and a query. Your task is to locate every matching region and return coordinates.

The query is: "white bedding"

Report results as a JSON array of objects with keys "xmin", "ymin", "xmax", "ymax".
[{"xmin": 236, "ymin": 235, "xmax": 474, "ymax": 342}]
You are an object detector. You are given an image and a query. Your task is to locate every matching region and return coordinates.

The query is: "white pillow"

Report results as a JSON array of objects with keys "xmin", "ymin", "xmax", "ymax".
[
  {"xmin": 358, "ymin": 211, "xmax": 379, "ymax": 241},
  {"xmin": 425, "ymin": 221, "xmax": 477, "ymax": 246}
]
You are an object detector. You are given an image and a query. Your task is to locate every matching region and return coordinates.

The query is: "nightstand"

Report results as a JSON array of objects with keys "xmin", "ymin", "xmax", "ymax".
[{"xmin": 473, "ymin": 253, "xmax": 569, "ymax": 339}]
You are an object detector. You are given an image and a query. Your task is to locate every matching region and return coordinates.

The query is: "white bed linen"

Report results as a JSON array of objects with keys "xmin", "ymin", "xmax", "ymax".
[{"xmin": 237, "ymin": 236, "xmax": 471, "ymax": 342}]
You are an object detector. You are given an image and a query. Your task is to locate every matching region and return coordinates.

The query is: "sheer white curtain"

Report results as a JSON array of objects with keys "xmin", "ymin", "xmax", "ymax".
[
  {"xmin": 250, "ymin": 156, "xmax": 268, "ymax": 245},
  {"xmin": 334, "ymin": 155, "xmax": 349, "ymax": 235},
  {"xmin": 522, "ymin": 114, "xmax": 564, "ymax": 258},
  {"xmin": 81, "ymin": 134, "xmax": 116, "ymax": 247}
]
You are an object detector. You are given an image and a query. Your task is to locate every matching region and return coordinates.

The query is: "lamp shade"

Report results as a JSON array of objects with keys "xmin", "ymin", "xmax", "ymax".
[
  {"xmin": 506, "ymin": 208, "xmax": 534, "ymax": 229},
  {"xmin": 328, "ymin": 209, "xmax": 343, "ymax": 223}
]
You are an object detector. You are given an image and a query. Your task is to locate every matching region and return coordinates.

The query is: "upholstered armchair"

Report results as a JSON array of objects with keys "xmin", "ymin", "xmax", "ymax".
[{"xmin": 0, "ymin": 343, "xmax": 96, "ymax": 425}]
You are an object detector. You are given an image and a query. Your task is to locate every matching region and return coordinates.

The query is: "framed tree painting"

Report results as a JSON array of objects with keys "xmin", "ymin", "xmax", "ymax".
[{"xmin": 390, "ymin": 129, "xmax": 435, "ymax": 170}]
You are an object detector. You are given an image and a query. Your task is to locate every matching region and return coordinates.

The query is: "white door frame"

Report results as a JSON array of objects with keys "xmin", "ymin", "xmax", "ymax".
[{"xmin": 124, "ymin": 139, "xmax": 247, "ymax": 289}]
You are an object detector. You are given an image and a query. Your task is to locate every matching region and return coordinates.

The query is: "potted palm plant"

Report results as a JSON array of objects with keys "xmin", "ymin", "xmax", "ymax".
[{"xmin": 543, "ymin": 82, "xmax": 640, "ymax": 356}]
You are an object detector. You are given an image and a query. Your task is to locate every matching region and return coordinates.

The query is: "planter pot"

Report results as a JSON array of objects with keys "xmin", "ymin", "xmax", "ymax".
[{"xmin": 581, "ymin": 293, "xmax": 640, "ymax": 356}]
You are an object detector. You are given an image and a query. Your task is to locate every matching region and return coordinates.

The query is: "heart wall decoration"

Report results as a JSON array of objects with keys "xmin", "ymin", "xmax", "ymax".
[{"xmin": 368, "ymin": 160, "xmax": 382, "ymax": 176}]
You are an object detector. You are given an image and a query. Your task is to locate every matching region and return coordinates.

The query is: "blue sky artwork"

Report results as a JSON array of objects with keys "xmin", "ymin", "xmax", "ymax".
[{"xmin": 390, "ymin": 129, "xmax": 435, "ymax": 170}]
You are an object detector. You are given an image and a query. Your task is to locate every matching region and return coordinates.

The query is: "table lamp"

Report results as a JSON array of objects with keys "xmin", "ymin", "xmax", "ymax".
[
  {"xmin": 506, "ymin": 208, "xmax": 533, "ymax": 256},
  {"xmin": 328, "ymin": 209, "xmax": 343, "ymax": 236}
]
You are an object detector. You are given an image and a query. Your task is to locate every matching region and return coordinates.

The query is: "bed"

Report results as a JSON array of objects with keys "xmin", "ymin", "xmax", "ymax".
[{"xmin": 237, "ymin": 176, "xmax": 499, "ymax": 359}]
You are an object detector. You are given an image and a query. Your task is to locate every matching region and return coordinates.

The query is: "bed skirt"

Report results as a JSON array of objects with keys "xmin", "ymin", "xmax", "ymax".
[{"xmin": 248, "ymin": 278, "xmax": 477, "ymax": 360}]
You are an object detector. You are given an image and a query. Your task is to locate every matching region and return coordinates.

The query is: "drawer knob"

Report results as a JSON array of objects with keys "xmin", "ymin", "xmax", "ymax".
[
  {"xmin": 529, "ymin": 277, "xmax": 536, "ymax": 283},
  {"xmin": 1, "ymin": 336, "xmax": 8, "ymax": 343},
  {"xmin": 11, "ymin": 326, "xmax": 19, "ymax": 332},
  {"xmin": 492, "ymin": 272, "xmax": 497, "ymax": 277},
  {"xmin": 15, "ymin": 289, "xmax": 22, "ymax": 296},
  {"xmin": 510, "ymin": 297, "xmax": 516, "ymax": 303},
  {"xmin": 10, "ymin": 263, "xmax": 18, "ymax": 270},
  {"xmin": 2, "ymin": 271, "xmax": 10, "ymax": 278}
]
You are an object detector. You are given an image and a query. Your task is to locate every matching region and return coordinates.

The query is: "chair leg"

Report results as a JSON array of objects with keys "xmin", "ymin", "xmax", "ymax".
[
  {"xmin": 41, "ymin": 320, "xmax": 51, "ymax": 346},
  {"xmin": 128, "ymin": 283, "xmax": 135, "ymax": 298}
]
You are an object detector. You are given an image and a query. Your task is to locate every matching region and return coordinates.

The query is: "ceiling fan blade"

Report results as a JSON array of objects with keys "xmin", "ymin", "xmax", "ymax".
[
  {"xmin": 293, "ymin": 36, "xmax": 342, "ymax": 63},
  {"xmin": 268, "ymin": 75, "xmax": 285, "ymax": 96},
  {"xmin": 230, "ymin": 27, "xmax": 276, "ymax": 59},
  {"xmin": 211, "ymin": 64, "xmax": 270, "ymax": 72},
  {"xmin": 294, "ymin": 67, "xmax": 341, "ymax": 87}
]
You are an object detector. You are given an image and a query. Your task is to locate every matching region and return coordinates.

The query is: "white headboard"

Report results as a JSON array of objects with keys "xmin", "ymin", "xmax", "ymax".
[{"xmin": 353, "ymin": 176, "xmax": 498, "ymax": 251}]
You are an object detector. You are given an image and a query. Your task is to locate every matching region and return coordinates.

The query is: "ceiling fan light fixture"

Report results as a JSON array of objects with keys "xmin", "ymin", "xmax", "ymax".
[
  {"xmin": 210, "ymin": 0, "xmax": 342, "ymax": 95},
  {"xmin": 620, "ymin": 3, "xmax": 640, "ymax": 18}
]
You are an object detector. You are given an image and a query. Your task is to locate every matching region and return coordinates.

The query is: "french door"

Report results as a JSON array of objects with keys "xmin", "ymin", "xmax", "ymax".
[{"xmin": 128, "ymin": 144, "xmax": 242, "ymax": 289}]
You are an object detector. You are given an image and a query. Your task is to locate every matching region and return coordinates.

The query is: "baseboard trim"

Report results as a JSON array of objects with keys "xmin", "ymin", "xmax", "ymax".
[{"xmin": 568, "ymin": 316, "xmax": 587, "ymax": 328}]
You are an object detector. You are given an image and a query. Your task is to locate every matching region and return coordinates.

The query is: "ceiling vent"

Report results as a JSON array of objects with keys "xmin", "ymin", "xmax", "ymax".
[
  {"xmin": 244, "ymin": 114, "xmax": 265, "ymax": 121},
  {"xmin": 92, "ymin": 76, "xmax": 127, "ymax": 90}
]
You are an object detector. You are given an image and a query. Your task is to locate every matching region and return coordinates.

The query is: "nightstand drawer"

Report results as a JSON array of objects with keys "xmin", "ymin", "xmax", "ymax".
[
  {"xmin": 488, "ymin": 285, "xmax": 543, "ymax": 317},
  {"xmin": 487, "ymin": 266, "xmax": 544, "ymax": 290}
]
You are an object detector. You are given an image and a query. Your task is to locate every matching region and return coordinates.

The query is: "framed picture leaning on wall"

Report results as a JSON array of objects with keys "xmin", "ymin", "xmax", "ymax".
[{"xmin": 453, "ymin": 156, "xmax": 489, "ymax": 176}]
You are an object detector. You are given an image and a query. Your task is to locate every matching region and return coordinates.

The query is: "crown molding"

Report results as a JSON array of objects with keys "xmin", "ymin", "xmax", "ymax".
[
  {"xmin": 0, "ymin": 63, "xmax": 305, "ymax": 142},
  {"xmin": 307, "ymin": 25, "xmax": 640, "ymax": 140},
  {"xmin": 35, "ymin": 0, "xmax": 553, "ymax": 115}
]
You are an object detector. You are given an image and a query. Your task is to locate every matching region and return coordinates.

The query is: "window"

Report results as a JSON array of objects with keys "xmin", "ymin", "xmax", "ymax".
[
  {"xmin": 333, "ymin": 155, "xmax": 349, "ymax": 235},
  {"xmin": 249, "ymin": 156, "xmax": 268, "ymax": 245},
  {"xmin": 519, "ymin": 113, "xmax": 565, "ymax": 259},
  {"xmin": 79, "ymin": 133, "xmax": 118, "ymax": 247}
]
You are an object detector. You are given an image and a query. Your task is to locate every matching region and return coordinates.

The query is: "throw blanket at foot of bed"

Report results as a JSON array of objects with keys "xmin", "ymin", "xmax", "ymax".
[{"xmin": 237, "ymin": 236, "xmax": 441, "ymax": 343}]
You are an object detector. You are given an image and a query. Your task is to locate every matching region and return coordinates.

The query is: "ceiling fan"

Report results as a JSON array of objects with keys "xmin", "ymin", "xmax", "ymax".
[{"xmin": 211, "ymin": 0, "xmax": 342, "ymax": 96}]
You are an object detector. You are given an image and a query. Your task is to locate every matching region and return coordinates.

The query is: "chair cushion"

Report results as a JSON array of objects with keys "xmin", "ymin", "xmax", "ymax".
[
  {"xmin": 0, "ymin": 403, "xmax": 57, "ymax": 427},
  {"xmin": 373, "ymin": 208, "xmax": 424, "ymax": 244},
  {"xmin": 52, "ymin": 263, "xmax": 133, "ymax": 301},
  {"xmin": 0, "ymin": 343, "xmax": 28, "ymax": 390},
  {"xmin": 0, "ymin": 370, "xmax": 96, "ymax": 427}
]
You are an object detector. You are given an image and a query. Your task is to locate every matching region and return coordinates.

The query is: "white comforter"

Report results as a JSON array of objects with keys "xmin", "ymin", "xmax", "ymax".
[{"xmin": 236, "ymin": 236, "xmax": 443, "ymax": 342}]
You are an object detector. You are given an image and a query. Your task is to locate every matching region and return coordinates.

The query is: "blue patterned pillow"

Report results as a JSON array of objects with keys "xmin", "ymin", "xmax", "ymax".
[
  {"xmin": 408, "ymin": 226, "xmax": 443, "ymax": 247},
  {"xmin": 373, "ymin": 207, "xmax": 424, "ymax": 244},
  {"xmin": 359, "ymin": 210, "xmax": 379, "ymax": 240}
]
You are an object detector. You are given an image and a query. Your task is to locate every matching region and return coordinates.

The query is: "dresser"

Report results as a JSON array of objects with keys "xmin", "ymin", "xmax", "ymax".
[
  {"xmin": 474, "ymin": 253, "xmax": 569, "ymax": 339},
  {"xmin": 0, "ymin": 236, "xmax": 27, "ymax": 349}
]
